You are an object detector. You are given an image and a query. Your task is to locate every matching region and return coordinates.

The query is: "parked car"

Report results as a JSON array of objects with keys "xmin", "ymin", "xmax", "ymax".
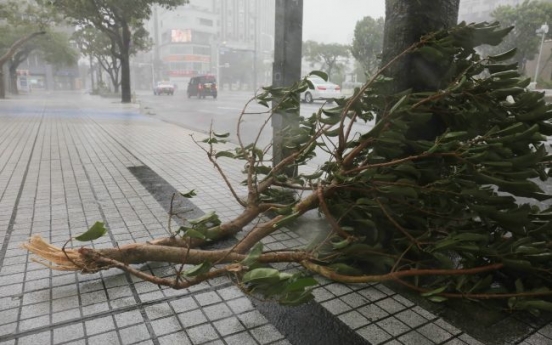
[
  {"xmin": 153, "ymin": 81, "xmax": 175, "ymax": 95},
  {"xmin": 301, "ymin": 76, "xmax": 342, "ymax": 103},
  {"xmin": 187, "ymin": 75, "xmax": 217, "ymax": 99}
]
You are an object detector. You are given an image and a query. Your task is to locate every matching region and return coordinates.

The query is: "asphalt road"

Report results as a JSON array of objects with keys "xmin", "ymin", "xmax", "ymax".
[{"xmin": 136, "ymin": 89, "xmax": 374, "ymax": 167}]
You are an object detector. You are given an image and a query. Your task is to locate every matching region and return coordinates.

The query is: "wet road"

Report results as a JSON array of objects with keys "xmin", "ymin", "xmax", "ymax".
[{"xmin": 136, "ymin": 89, "xmax": 374, "ymax": 166}]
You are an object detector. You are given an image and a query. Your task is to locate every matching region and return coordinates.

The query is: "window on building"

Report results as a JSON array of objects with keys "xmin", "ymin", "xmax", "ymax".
[
  {"xmin": 199, "ymin": 18, "xmax": 213, "ymax": 27},
  {"xmin": 193, "ymin": 46, "xmax": 210, "ymax": 55},
  {"xmin": 170, "ymin": 45, "xmax": 193, "ymax": 54}
]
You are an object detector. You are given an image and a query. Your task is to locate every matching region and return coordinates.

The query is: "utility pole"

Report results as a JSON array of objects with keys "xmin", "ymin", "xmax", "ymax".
[
  {"xmin": 153, "ymin": 5, "xmax": 160, "ymax": 84},
  {"xmin": 272, "ymin": 0, "xmax": 303, "ymax": 172}
]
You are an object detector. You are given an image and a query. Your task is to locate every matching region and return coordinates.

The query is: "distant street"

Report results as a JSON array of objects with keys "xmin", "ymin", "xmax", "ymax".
[{"xmin": 136, "ymin": 89, "xmax": 374, "ymax": 166}]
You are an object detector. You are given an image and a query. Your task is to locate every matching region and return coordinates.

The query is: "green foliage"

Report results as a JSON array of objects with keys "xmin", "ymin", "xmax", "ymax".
[
  {"xmin": 177, "ymin": 211, "xmax": 221, "ymax": 240},
  {"xmin": 48, "ymin": 0, "xmax": 187, "ymax": 102},
  {"xmin": 0, "ymin": 1, "xmax": 75, "ymax": 67},
  {"xmin": 223, "ymin": 22, "xmax": 552, "ymax": 310},
  {"xmin": 75, "ymin": 222, "xmax": 108, "ymax": 241},
  {"xmin": 303, "ymin": 40, "xmax": 350, "ymax": 83},
  {"xmin": 351, "ymin": 16, "xmax": 385, "ymax": 75},
  {"xmin": 242, "ymin": 269, "xmax": 317, "ymax": 305}
]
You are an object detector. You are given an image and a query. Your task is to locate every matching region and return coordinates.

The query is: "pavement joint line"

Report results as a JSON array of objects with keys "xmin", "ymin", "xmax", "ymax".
[
  {"xmin": 0, "ymin": 279, "xmax": 234, "ymax": 342},
  {"xmin": 0, "ymin": 111, "xmax": 44, "ymax": 270},
  {"xmin": 63, "ymin": 114, "xmax": 162, "ymax": 345}
]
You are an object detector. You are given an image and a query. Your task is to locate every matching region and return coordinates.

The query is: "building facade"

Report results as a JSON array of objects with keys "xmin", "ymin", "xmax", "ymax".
[{"xmin": 141, "ymin": 0, "xmax": 275, "ymax": 90}]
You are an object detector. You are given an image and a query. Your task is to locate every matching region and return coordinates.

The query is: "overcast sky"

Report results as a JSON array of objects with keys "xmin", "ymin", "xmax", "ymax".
[{"xmin": 303, "ymin": 0, "xmax": 385, "ymax": 44}]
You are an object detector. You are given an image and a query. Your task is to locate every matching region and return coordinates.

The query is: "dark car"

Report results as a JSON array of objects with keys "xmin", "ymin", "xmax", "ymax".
[{"xmin": 187, "ymin": 75, "xmax": 217, "ymax": 99}]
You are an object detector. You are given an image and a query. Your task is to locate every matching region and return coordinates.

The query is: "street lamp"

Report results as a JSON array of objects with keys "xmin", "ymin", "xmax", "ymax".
[{"xmin": 534, "ymin": 22, "xmax": 549, "ymax": 87}]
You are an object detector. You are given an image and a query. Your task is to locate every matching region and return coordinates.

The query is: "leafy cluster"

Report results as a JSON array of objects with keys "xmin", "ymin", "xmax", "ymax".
[{"xmin": 209, "ymin": 22, "xmax": 552, "ymax": 312}]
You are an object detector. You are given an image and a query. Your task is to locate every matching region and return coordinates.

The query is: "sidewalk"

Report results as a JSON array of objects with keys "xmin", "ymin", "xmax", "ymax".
[{"xmin": 0, "ymin": 92, "xmax": 550, "ymax": 345}]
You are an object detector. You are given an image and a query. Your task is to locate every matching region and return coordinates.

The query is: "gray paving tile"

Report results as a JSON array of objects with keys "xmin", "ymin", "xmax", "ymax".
[
  {"xmin": 321, "ymin": 298, "xmax": 350, "ymax": 315},
  {"xmin": 151, "ymin": 316, "xmax": 182, "ymax": 337},
  {"xmin": 158, "ymin": 332, "xmax": 191, "ymax": 345},
  {"xmin": 213, "ymin": 317, "xmax": 246, "ymax": 336},
  {"xmin": 88, "ymin": 331, "xmax": 121, "ymax": 345},
  {"xmin": 115, "ymin": 310, "xmax": 144, "ymax": 328},
  {"xmin": 226, "ymin": 297, "xmax": 254, "ymax": 315},
  {"xmin": 18, "ymin": 330, "xmax": 52, "ymax": 345},
  {"xmin": 417, "ymin": 322, "xmax": 454, "ymax": 343},
  {"xmin": 85, "ymin": 315, "xmax": 116, "ymax": 336},
  {"xmin": 250, "ymin": 324, "xmax": 284, "ymax": 344},
  {"xmin": 178, "ymin": 309, "xmax": 208, "ymax": 328},
  {"xmin": 357, "ymin": 324, "xmax": 393, "ymax": 345},
  {"xmin": 224, "ymin": 331, "xmax": 259, "ymax": 345},
  {"xmin": 204, "ymin": 303, "xmax": 233, "ymax": 321},
  {"xmin": 53, "ymin": 323, "xmax": 85, "ymax": 344},
  {"xmin": 398, "ymin": 330, "xmax": 435, "ymax": 345},
  {"xmin": 118, "ymin": 323, "xmax": 151, "ymax": 345},
  {"xmin": 395, "ymin": 309, "xmax": 428, "ymax": 328},
  {"xmin": 237, "ymin": 311, "xmax": 268, "ymax": 328},
  {"xmin": 337, "ymin": 310, "xmax": 371, "ymax": 329},
  {"xmin": 195, "ymin": 291, "xmax": 223, "ymax": 306},
  {"xmin": 187, "ymin": 323, "xmax": 220, "ymax": 344}
]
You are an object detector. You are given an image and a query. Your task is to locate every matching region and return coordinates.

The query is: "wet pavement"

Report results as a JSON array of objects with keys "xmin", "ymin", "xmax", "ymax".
[{"xmin": 0, "ymin": 91, "xmax": 551, "ymax": 345}]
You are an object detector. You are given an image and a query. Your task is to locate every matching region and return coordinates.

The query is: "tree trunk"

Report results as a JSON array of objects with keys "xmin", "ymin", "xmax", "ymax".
[
  {"xmin": 9, "ymin": 64, "xmax": 18, "ymax": 95},
  {"xmin": 381, "ymin": 0, "xmax": 460, "ymax": 141},
  {"xmin": 120, "ymin": 21, "xmax": 132, "ymax": 103},
  {"xmin": 382, "ymin": 0, "xmax": 460, "ymax": 94}
]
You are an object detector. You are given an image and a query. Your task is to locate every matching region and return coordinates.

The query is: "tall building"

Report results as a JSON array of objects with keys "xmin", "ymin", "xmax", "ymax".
[
  {"xmin": 147, "ymin": 1, "xmax": 218, "ymax": 89},
  {"xmin": 213, "ymin": 0, "xmax": 275, "ymax": 88},
  {"xmin": 141, "ymin": 0, "xmax": 275, "ymax": 90}
]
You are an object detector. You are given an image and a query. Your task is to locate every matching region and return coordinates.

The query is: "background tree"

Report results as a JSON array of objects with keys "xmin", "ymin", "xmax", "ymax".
[
  {"xmin": 489, "ymin": 0, "xmax": 552, "ymax": 75},
  {"xmin": 7, "ymin": 30, "xmax": 77, "ymax": 94},
  {"xmin": 73, "ymin": 25, "xmax": 151, "ymax": 93},
  {"xmin": 0, "ymin": 1, "xmax": 63, "ymax": 98},
  {"xmin": 351, "ymin": 16, "xmax": 385, "ymax": 76},
  {"xmin": 303, "ymin": 40, "xmax": 350, "ymax": 82},
  {"xmin": 49, "ymin": 0, "xmax": 187, "ymax": 103}
]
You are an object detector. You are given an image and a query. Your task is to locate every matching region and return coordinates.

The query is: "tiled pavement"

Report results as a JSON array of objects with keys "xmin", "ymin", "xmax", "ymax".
[{"xmin": 0, "ymin": 92, "xmax": 551, "ymax": 345}]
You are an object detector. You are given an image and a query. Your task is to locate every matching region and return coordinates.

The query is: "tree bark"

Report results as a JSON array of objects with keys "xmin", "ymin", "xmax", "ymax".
[
  {"xmin": 381, "ymin": 0, "xmax": 459, "ymax": 141},
  {"xmin": 120, "ymin": 21, "xmax": 132, "ymax": 103},
  {"xmin": 381, "ymin": 0, "xmax": 460, "ymax": 94},
  {"xmin": 9, "ymin": 66, "xmax": 18, "ymax": 95}
]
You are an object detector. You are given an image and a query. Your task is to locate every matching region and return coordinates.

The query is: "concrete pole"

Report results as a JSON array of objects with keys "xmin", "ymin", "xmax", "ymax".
[{"xmin": 271, "ymin": 0, "xmax": 303, "ymax": 172}]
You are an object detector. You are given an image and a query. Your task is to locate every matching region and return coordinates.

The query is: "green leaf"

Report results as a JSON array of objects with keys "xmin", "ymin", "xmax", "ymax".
[
  {"xmin": 280, "ymin": 291, "xmax": 315, "ymax": 306},
  {"xmin": 242, "ymin": 268, "xmax": 281, "ymax": 283},
  {"xmin": 213, "ymin": 132, "xmax": 230, "ymax": 138},
  {"xmin": 488, "ymin": 48, "xmax": 517, "ymax": 62},
  {"xmin": 331, "ymin": 238, "xmax": 351, "ymax": 249},
  {"xmin": 74, "ymin": 222, "xmax": 107, "ymax": 242},
  {"xmin": 421, "ymin": 286, "xmax": 448, "ymax": 297},
  {"xmin": 388, "ymin": 94, "xmax": 409, "ymax": 116},
  {"xmin": 180, "ymin": 189, "xmax": 197, "ymax": 198},
  {"xmin": 215, "ymin": 151, "xmax": 236, "ymax": 159},
  {"xmin": 182, "ymin": 261, "xmax": 212, "ymax": 277},
  {"xmin": 182, "ymin": 229, "xmax": 207, "ymax": 240},
  {"xmin": 241, "ymin": 242, "xmax": 263, "ymax": 266},
  {"xmin": 427, "ymin": 296, "xmax": 448, "ymax": 303},
  {"xmin": 284, "ymin": 276, "xmax": 318, "ymax": 292},
  {"xmin": 188, "ymin": 211, "xmax": 220, "ymax": 225},
  {"xmin": 309, "ymin": 70, "xmax": 328, "ymax": 81}
]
